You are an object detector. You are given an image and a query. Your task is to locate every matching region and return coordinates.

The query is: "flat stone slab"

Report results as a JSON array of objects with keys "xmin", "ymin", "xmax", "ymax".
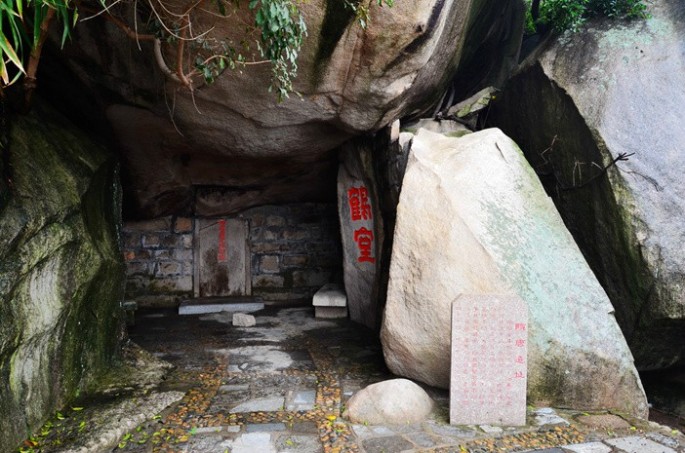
[
  {"xmin": 534, "ymin": 407, "xmax": 570, "ymax": 426},
  {"xmin": 285, "ymin": 390, "xmax": 316, "ymax": 411},
  {"xmin": 605, "ymin": 436, "xmax": 678, "ymax": 453},
  {"xmin": 179, "ymin": 297, "xmax": 264, "ymax": 315},
  {"xmin": 563, "ymin": 442, "xmax": 613, "ymax": 453},
  {"xmin": 450, "ymin": 294, "xmax": 528, "ymax": 426},
  {"xmin": 312, "ymin": 283, "xmax": 347, "ymax": 307},
  {"xmin": 230, "ymin": 396, "xmax": 285, "ymax": 413},
  {"xmin": 224, "ymin": 432, "xmax": 277, "ymax": 453},
  {"xmin": 245, "ymin": 423, "xmax": 287, "ymax": 433},
  {"xmin": 275, "ymin": 434, "xmax": 323, "ymax": 453},
  {"xmin": 362, "ymin": 435, "xmax": 414, "ymax": 452}
]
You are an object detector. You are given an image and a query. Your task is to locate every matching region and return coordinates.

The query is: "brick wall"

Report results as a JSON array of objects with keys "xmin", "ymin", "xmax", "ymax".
[
  {"xmin": 122, "ymin": 203, "xmax": 342, "ymax": 306},
  {"xmin": 123, "ymin": 217, "xmax": 194, "ymax": 306},
  {"xmin": 243, "ymin": 203, "xmax": 342, "ymax": 302}
]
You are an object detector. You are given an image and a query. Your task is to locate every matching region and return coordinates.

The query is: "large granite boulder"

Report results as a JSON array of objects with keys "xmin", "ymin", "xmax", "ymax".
[
  {"xmin": 0, "ymin": 102, "xmax": 125, "ymax": 450},
  {"xmin": 381, "ymin": 128, "xmax": 647, "ymax": 417},
  {"xmin": 45, "ymin": 0, "xmax": 523, "ymax": 217},
  {"xmin": 487, "ymin": 0, "xmax": 685, "ymax": 371}
]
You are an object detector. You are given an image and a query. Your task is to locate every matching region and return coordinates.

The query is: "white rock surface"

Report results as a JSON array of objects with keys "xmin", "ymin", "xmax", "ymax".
[
  {"xmin": 343, "ymin": 378, "xmax": 433, "ymax": 425},
  {"xmin": 380, "ymin": 128, "xmax": 648, "ymax": 417}
]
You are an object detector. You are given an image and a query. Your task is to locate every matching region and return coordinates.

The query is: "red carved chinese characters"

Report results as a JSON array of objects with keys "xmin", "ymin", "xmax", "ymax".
[
  {"xmin": 347, "ymin": 185, "xmax": 375, "ymax": 264},
  {"xmin": 354, "ymin": 227, "xmax": 376, "ymax": 263},
  {"xmin": 513, "ymin": 322, "xmax": 527, "ymax": 379},
  {"xmin": 347, "ymin": 187, "xmax": 372, "ymax": 221}
]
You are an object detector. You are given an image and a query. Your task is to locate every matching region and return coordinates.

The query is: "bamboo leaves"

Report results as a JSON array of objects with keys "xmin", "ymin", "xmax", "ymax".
[{"xmin": 0, "ymin": 0, "xmax": 75, "ymax": 87}]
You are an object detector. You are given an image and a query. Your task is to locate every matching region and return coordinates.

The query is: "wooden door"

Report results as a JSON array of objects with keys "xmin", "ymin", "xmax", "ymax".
[{"xmin": 194, "ymin": 218, "xmax": 251, "ymax": 297}]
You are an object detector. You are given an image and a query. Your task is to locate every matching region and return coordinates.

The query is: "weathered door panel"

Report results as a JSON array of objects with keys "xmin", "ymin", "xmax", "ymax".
[{"xmin": 194, "ymin": 218, "xmax": 250, "ymax": 297}]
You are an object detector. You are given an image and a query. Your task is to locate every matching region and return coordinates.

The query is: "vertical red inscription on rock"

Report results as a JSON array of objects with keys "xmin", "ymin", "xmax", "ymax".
[
  {"xmin": 347, "ymin": 187, "xmax": 372, "ymax": 221},
  {"xmin": 347, "ymin": 186, "xmax": 375, "ymax": 264},
  {"xmin": 354, "ymin": 227, "xmax": 376, "ymax": 263},
  {"xmin": 217, "ymin": 219, "xmax": 227, "ymax": 262}
]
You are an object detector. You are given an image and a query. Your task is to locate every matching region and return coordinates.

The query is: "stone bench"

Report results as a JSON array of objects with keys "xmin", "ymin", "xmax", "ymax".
[{"xmin": 313, "ymin": 284, "xmax": 347, "ymax": 319}]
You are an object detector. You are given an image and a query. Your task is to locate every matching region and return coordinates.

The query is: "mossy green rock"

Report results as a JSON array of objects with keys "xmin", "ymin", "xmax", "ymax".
[
  {"xmin": 488, "ymin": 0, "xmax": 685, "ymax": 371},
  {"xmin": 0, "ymin": 101, "xmax": 124, "ymax": 451}
]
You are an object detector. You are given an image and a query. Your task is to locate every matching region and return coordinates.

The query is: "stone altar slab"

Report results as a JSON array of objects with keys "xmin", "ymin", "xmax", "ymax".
[
  {"xmin": 450, "ymin": 294, "xmax": 528, "ymax": 426},
  {"xmin": 179, "ymin": 297, "xmax": 264, "ymax": 315}
]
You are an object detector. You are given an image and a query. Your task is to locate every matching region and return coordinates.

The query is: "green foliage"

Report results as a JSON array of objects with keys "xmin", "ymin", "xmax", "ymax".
[
  {"xmin": 525, "ymin": 0, "xmax": 649, "ymax": 33},
  {"xmin": 249, "ymin": 0, "xmax": 307, "ymax": 100},
  {"xmin": 0, "ymin": 0, "xmax": 84, "ymax": 86}
]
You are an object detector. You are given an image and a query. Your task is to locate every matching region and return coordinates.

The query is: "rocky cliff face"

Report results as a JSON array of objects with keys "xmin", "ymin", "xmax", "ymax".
[
  {"xmin": 0, "ymin": 101, "xmax": 125, "ymax": 450},
  {"xmin": 43, "ymin": 0, "xmax": 523, "ymax": 218},
  {"xmin": 488, "ymin": 0, "xmax": 685, "ymax": 371}
]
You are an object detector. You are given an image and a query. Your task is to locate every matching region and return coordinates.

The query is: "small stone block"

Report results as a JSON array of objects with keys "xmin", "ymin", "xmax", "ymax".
[
  {"xmin": 315, "ymin": 306, "xmax": 348, "ymax": 319},
  {"xmin": 233, "ymin": 313, "xmax": 256, "ymax": 327},
  {"xmin": 450, "ymin": 294, "xmax": 528, "ymax": 426},
  {"xmin": 312, "ymin": 283, "xmax": 347, "ymax": 307}
]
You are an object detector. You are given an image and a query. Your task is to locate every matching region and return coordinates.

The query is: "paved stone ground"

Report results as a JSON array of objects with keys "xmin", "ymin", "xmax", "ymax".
[{"xmin": 19, "ymin": 306, "xmax": 684, "ymax": 452}]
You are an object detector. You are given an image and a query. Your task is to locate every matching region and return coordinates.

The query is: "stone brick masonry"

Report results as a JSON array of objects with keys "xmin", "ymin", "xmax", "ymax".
[
  {"xmin": 243, "ymin": 203, "xmax": 342, "ymax": 303},
  {"xmin": 122, "ymin": 203, "xmax": 342, "ymax": 307}
]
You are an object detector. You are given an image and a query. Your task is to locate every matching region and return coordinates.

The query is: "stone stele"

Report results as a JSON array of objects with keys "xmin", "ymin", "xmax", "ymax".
[{"xmin": 450, "ymin": 294, "xmax": 528, "ymax": 426}]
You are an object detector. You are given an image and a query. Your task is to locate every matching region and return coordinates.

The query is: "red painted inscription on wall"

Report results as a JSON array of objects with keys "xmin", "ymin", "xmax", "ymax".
[{"xmin": 217, "ymin": 219, "xmax": 227, "ymax": 262}]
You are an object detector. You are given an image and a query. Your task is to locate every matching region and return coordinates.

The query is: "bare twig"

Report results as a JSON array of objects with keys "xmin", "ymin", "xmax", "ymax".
[{"xmin": 536, "ymin": 135, "xmax": 634, "ymax": 191}]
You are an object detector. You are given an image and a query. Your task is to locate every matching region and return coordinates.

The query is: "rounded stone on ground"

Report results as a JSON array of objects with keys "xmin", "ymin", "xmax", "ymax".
[
  {"xmin": 233, "ymin": 313, "xmax": 257, "ymax": 327},
  {"xmin": 343, "ymin": 378, "xmax": 433, "ymax": 425}
]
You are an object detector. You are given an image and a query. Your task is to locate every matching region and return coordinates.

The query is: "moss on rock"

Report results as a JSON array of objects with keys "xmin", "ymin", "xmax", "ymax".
[{"xmin": 0, "ymin": 100, "xmax": 125, "ymax": 451}]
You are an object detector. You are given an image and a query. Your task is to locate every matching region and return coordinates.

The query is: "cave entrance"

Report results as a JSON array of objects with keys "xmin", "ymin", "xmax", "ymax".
[
  {"xmin": 194, "ymin": 218, "xmax": 250, "ymax": 298},
  {"xmin": 122, "ymin": 203, "xmax": 343, "ymax": 309}
]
